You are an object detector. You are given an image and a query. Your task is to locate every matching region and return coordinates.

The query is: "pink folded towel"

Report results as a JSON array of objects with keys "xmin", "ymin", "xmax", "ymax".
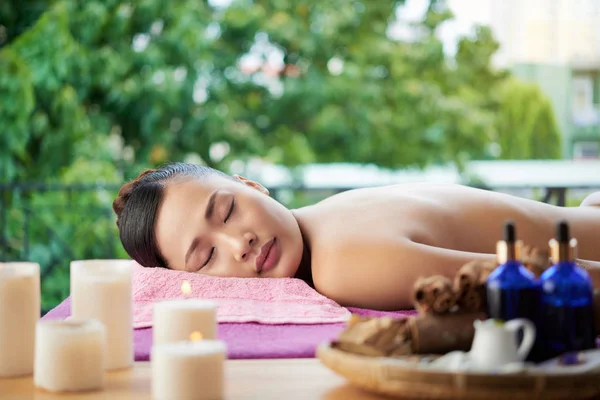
[{"xmin": 132, "ymin": 262, "xmax": 351, "ymax": 328}]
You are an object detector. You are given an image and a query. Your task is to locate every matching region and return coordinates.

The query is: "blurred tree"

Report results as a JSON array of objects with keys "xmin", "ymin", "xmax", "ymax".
[
  {"xmin": 494, "ymin": 78, "xmax": 561, "ymax": 159},
  {"xmin": 260, "ymin": 0, "xmax": 502, "ymax": 168},
  {"xmin": 452, "ymin": 23, "xmax": 560, "ymax": 160},
  {"xmin": 0, "ymin": 0, "xmax": 516, "ymax": 183},
  {"xmin": 0, "ymin": 1, "xmax": 48, "ymax": 48}
]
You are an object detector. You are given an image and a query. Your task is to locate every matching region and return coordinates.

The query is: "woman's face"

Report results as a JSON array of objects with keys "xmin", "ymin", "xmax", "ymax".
[{"xmin": 155, "ymin": 175, "xmax": 304, "ymax": 278}]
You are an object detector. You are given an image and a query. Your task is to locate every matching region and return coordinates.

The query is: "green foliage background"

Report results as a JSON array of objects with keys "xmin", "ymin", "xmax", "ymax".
[{"xmin": 0, "ymin": 0, "xmax": 562, "ymax": 310}]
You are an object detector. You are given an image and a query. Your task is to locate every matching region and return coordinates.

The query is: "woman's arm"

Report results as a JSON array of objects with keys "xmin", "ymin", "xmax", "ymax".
[{"xmin": 315, "ymin": 239, "xmax": 496, "ymax": 311}]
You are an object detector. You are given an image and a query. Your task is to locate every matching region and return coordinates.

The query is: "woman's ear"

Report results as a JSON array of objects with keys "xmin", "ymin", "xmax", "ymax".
[{"xmin": 233, "ymin": 174, "xmax": 270, "ymax": 195}]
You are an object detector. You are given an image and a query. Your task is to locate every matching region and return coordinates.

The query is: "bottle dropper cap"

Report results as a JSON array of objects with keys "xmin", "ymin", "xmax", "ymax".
[
  {"xmin": 550, "ymin": 220, "xmax": 577, "ymax": 263},
  {"xmin": 504, "ymin": 221, "xmax": 516, "ymax": 243},
  {"xmin": 497, "ymin": 221, "xmax": 522, "ymax": 264},
  {"xmin": 557, "ymin": 220, "xmax": 569, "ymax": 242}
]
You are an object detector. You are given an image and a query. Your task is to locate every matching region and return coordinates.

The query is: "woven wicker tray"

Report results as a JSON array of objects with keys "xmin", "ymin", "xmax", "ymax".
[{"xmin": 316, "ymin": 343, "xmax": 600, "ymax": 400}]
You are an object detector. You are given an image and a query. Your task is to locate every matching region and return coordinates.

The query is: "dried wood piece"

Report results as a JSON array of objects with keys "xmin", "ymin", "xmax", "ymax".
[
  {"xmin": 388, "ymin": 341, "xmax": 413, "ymax": 357},
  {"xmin": 366, "ymin": 319, "xmax": 410, "ymax": 354},
  {"xmin": 338, "ymin": 316, "xmax": 392, "ymax": 344},
  {"xmin": 334, "ymin": 315, "xmax": 412, "ymax": 357},
  {"xmin": 332, "ymin": 341, "xmax": 388, "ymax": 357},
  {"xmin": 409, "ymin": 312, "xmax": 487, "ymax": 354},
  {"xmin": 412, "ymin": 276, "xmax": 457, "ymax": 314},
  {"xmin": 334, "ymin": 311, "xmax": 489, "ymax": 357}
]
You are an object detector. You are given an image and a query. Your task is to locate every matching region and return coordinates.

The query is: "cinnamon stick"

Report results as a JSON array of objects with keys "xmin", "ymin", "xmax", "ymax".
[
  {"xmin": 522, "ymin": 245, "xmax": 551, "ymax": 278},
  {"xmin": 409, "ymin": 312, "xmax": 487, "ymax": 354},
  {"xmin": 412, "ymin": 276, "xmax": 457, "ymax": 314},
  {"xmin": 453, "ymin": 260, "xmax": 496, "ymax": 298},
  {"xmin": 458, "ymin": 287, "xmax": 486, "ymax": 312}
]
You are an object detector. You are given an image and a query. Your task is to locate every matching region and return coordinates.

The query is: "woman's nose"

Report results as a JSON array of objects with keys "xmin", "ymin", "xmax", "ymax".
[{"xmin": 233, "ymin": 234, "xmax": 256, "ymax": 262}]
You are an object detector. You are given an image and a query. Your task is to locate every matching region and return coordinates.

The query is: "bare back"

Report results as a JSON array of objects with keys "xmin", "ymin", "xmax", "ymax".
[{"xmin": 293, "ymin": 184, "xmax": 600, "ymax": 309}]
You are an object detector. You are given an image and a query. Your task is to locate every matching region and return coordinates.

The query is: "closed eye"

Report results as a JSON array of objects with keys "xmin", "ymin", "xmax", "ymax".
[{"xmin": 224, "ymin": 199, "xmax": 235, "ymax": 223}]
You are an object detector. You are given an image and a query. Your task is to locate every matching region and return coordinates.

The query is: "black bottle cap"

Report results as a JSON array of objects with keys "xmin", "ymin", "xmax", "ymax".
[
  {"xmin": 556, "ymin": 220, "xmax": 570, "ymax": 243},
  {"xmin": 504, "ymin": 221, "xmax": 516, "ymax": 243}
]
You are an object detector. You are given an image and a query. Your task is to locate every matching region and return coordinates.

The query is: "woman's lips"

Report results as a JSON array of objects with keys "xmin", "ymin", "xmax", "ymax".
[{"xmin": 256, "ymin": 238, "xmax": 279, "ymax": 274}]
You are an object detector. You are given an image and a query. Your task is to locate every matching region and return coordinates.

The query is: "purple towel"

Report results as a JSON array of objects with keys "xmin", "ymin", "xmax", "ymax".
[{"xmin": 42, "ymin": 297, "xmax": 416, "ymax": 360}]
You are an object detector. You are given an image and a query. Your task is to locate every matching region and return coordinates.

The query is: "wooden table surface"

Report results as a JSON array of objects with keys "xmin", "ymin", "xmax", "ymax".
[{"xmin": 0, "ymin": 359, "xmax": 388, "ymax": 400}]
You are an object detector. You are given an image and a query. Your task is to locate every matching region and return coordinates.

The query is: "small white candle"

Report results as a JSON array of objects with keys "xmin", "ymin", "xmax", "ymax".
[
  {"xmin": 34, "ymin": 319, "xmax": 106, "ymax": 392},
  {"xmin": 70, "ymin": 259, "xmax": 133, "ymax": 370},
  {"xmin": 152, "ymin": 336, "xmax": 227, "ymax": 400},
  {"xmin": 0, "ymin": 262, "xmax": 40, "ymax": 378},
  {"xmin": 153, "ymin": 299, "xmax": 217, "ymax": 346}
]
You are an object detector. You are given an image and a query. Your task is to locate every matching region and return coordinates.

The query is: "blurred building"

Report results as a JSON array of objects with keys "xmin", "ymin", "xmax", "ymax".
[{"xmin": 490, "ymin": 0, "xmax": 600, "ymax": 159}]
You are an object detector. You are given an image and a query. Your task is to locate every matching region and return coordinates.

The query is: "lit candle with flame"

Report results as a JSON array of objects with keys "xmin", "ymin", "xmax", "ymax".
[
  {"xmin": 181, "ymin": 280, "xmax": 192, "ymax": 296},
  {"xmin": 152, "ymin": 332, "xmax": 226, "ymax": 400},
  {"xmin": 153, "ymin": 280, "xmax": 217, "ymax": 346}
]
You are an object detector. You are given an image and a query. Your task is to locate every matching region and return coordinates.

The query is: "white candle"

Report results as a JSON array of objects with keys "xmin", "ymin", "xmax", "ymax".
[
  {"xmin": 0, "ymin": 262, "xmax": 40, "ymax": 378},
  {"xmin": 152, "ymin": 338, "xmax": 227, "ymax": 400},
  {"xmin": 153, "ymin": 299, "xmax": 217, "ymax": 346},
  {"xmin": 70, "ymin": 259, "xmax": 133, "ymax": 370},
  {"xmin": 34, "ymin": 319, "xmax": 106, "ymax": 392}
]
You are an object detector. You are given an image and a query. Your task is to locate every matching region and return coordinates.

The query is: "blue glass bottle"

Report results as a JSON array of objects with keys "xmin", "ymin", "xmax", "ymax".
[
  {"xmin": 540, "ymin": 221, "xmax": 596, "ymax": 360},
  {"xmin": 486, "ymin": 221, "xmax": 544, "ymax": 362}
]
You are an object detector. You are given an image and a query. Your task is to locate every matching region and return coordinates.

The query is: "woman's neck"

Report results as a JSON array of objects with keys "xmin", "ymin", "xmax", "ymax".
[
  {"xmin": 294, "ymin": 241, "xmax": 313, "ymax": 287},
  {"xmin": 291, "ymin": 208, "xmax": 314, "ymax": 287}
]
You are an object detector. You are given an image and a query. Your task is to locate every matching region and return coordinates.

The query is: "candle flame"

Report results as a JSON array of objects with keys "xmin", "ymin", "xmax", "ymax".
[
  {"xmin": 189, "ymin": 331, "xmax": 203, "ymax": 342},
  {"xmin": 181, "ymin": 280, "xmax": 192, "ymax": 295}
]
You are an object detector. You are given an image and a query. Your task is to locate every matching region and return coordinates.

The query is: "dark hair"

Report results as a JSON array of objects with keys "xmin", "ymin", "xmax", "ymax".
[{"xmin": 113, "ymin": 163, "xmax": 233, "ymax": 269}]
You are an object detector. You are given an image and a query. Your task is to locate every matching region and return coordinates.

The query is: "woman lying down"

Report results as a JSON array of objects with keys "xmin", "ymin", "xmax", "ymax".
[{"xmin": 113, "ymin": 163, "xmax": 600, "ymax": 311}]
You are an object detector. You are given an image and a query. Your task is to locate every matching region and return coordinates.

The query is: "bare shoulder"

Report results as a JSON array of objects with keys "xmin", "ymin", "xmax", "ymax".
[
  {"xmin": 295, "ymin": 203, "xmax": 411, "ymax": 309},
  {"xmin": 309, "ymin": 237, "xmax": 411, "ymax": 310}
]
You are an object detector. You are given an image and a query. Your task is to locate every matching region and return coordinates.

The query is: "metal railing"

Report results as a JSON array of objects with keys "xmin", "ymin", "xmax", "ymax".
[{"xmin": 0, "ymin": 183, "xmax": 121, "ymax": 267}]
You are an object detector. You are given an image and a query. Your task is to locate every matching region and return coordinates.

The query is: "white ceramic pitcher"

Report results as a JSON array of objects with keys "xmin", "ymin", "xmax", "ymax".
[{"xmin": 469, "ymin": 318, "xmax": 536, "ymax": 371}]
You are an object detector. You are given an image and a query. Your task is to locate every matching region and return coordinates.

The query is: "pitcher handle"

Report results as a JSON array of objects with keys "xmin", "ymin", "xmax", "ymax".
[{"xmin": 505, "ymin": 318, "xmax": 536, "ymax": 361}]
